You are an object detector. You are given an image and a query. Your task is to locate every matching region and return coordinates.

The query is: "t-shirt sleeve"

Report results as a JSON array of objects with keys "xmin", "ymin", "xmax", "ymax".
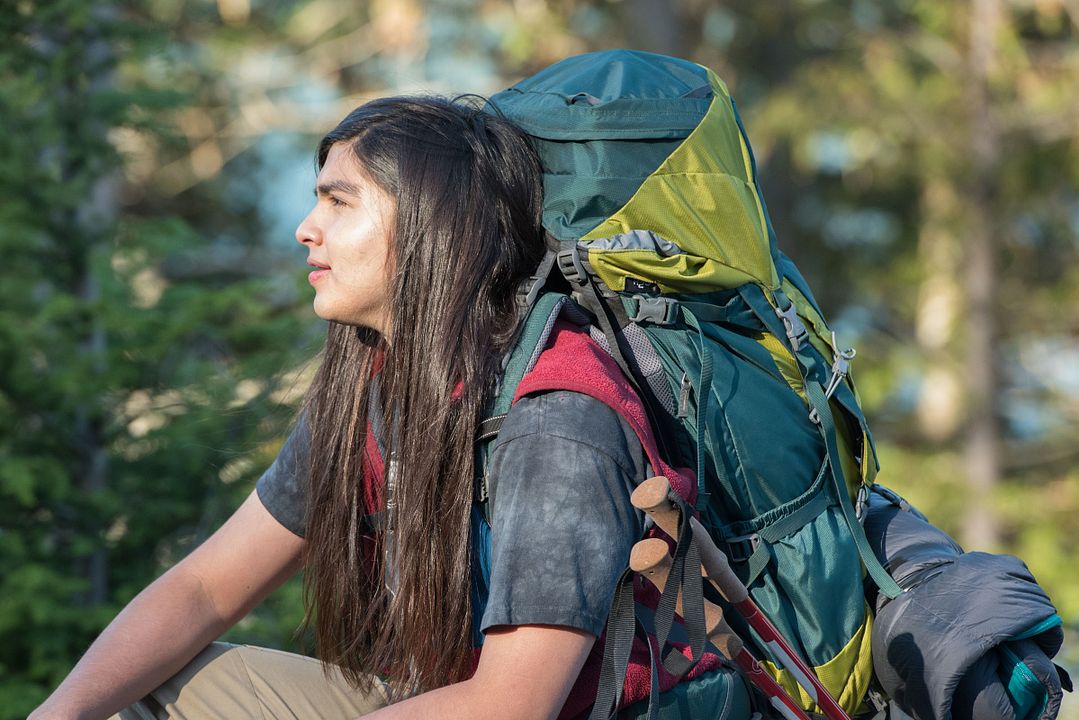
[
  {"xmin": 480, "ymin": 390, "xmax": 647, "ymax": 637},
  {"xmin": 255, "ymin": 413, "xmax": 310, "ymax": 538}
]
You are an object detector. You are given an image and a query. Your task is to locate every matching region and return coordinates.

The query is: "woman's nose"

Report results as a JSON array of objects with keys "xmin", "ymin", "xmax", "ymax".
[{"xmin": 295, "ymin": 208, "xmax": 322, "ymax": 247}]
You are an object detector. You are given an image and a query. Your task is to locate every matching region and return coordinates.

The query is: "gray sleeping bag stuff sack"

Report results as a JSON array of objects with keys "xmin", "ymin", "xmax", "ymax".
[{"xmin": 864, "ymin": 487, "xmax": 1073, "ymax": 720}]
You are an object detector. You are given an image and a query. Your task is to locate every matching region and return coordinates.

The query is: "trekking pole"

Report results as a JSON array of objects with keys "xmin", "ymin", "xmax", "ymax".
[
  {"xmin": 630, "ymin": 538, "xmax": 811, "ymax": 720},
  {"xmin": 631, "ymin": 476, "xmax": 852, "ymax": 720}
]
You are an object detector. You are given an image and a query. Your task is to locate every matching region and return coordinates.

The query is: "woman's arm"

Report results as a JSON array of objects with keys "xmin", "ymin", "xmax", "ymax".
[
  {"xmin": 29, "ymin": 490, "xmax": 305, "ymax": 720},
  {"xmin": 361, "ymin": 624, "xmax": 595, "ymax": 720}
]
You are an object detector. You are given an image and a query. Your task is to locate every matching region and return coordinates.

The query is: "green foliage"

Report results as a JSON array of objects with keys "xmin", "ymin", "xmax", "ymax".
[{"xmin": 0, "ymin": 2, "xmax": 313, "ymax": 715}]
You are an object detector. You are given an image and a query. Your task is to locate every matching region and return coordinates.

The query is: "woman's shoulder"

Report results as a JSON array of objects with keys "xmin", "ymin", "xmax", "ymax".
[{"xmin": 495, "ymin": 390, "xmax": 645, "ymax": 473}]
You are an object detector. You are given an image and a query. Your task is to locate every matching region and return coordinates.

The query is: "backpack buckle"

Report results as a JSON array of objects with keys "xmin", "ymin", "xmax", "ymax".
[
  {"xmin": 775, "ymin": 301, "xmax": 809, "ymax": 352},
  {"xmin": 808, "ymin": 336, "xmax": 857, "ymax": 424},
  {"xmin": 773, "ymin": 291, "xmax": 809, "ymax": 352},
  {"xmin": 474, "ymin": 474, "xmax": 490, "ymax": 505},
  {"xmin": 628, "ymin": 296, "xmax": 679, "ymax": 325},
  {"xmin": 724, "ymin": 532, "xmax": 761, "ymax": 564},
  {"xmin": 556, "ymin": 246, "xmax": 589, "ymax": 286},
  {"xmin": 823, "ymin": 336, "xmax": 857, "ymax": 397},
  {"xmin": 855, "ymin": 485, "xmax": 870, "ymax": 521},
  {"xmin": 518, "ymin": 248, "xmax": 557, "ymax": 310}
]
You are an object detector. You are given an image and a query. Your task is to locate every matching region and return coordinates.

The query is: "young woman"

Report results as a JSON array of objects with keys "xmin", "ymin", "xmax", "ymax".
[{"xmin": 30, "ymin": 96, "xmax": 654, "ymax": 720}]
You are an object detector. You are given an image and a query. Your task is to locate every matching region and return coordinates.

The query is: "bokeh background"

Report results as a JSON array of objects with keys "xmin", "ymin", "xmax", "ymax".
[{"xmin": 2, "ymin": 0, "xmax": 1077, "ymax": 717}]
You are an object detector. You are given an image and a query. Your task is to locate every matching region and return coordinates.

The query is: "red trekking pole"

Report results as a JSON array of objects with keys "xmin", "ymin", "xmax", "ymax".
[{"xmin": 631, "ymin": 476, "xmax": 852, "ymax": 720}]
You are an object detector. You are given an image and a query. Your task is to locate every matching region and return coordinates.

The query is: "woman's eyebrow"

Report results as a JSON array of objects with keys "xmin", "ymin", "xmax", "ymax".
[{"xmin": 315, "ymin": 179, "xmax": 363, "ymax": 198}]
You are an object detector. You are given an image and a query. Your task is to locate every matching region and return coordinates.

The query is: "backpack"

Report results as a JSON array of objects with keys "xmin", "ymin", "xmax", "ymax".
[{"xmin": 476, "ymin": 49, "xmax": 905, "ymax": 718}]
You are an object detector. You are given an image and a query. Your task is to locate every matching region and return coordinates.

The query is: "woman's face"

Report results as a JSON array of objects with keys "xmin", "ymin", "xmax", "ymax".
[{"xmin": 295, "ymin": 143, "xmax": 396, "ymax": 336}]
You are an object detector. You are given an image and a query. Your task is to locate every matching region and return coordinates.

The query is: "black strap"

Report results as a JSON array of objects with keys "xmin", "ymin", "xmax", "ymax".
[
  {"xmin": 645, "ymin": 622, "xmax": 661, "ymax": 720},
  {"xmin": 653, "ymin": 492, "xmax": 706, "ymax": 678},
  {"xmin": 473, "ymin": 415, "xmax": 507, "ymax": 521},
  {"xmin": 475, "ymin": 414, "xmax": 506, "ymax": 444},
  {"xmin": 590, "ymin": 568, "xmax": 637, "ymax": 720},
  {"xmin": 576, "ymin": 276, "xmax": 636, "ymax": 383},
  {"xmin": 575, "ymin": 278, "xmax": 679, "ymax": 464},
  {"xmin": 591, "ymin": 493, "xmax": 709, "ymax": 720}
]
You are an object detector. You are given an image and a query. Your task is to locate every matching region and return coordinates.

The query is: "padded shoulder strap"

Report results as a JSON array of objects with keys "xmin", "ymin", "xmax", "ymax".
[
  {"xmin": 490, "ymin": 293, "xmax": 571, "ymax": 420},
  {"xmin": 513, "ymin": 320, "xmax": 697, "ymax": 506},
  {"xmin": 474, "ymin": 292, "xmax": 571, "ymax": 516}
]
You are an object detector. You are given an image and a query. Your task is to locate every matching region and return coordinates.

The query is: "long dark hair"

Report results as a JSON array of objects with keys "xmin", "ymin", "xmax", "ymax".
[{"xmin": 300, "ymin": 96, "xmax": 547, "ymax": 697}]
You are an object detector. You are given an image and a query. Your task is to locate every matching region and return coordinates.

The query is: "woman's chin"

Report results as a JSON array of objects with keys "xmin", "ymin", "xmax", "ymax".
[{"xmin": 311, "ymin": 297, "xmax": 343, "ymax": 323}]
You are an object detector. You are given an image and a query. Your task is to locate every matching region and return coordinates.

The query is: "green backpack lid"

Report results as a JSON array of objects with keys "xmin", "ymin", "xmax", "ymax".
[{"xmin": 489, "ymin": 49, "xmax": 778, "ymax": 293}]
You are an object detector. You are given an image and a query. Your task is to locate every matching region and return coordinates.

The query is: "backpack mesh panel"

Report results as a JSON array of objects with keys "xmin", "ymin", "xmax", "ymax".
[
  {"xmin": 523, "ymin": 297, "xmax": 570, "ymax": 375},
  {"xmin": 588, "ymin": 323, "xmax": 677, "ymax": 416}
]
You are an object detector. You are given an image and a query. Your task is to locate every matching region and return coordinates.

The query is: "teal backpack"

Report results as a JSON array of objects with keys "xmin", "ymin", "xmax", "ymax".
[{"xmin": 478, "ymin": 50, "xmax": 904, "ymax": 717}]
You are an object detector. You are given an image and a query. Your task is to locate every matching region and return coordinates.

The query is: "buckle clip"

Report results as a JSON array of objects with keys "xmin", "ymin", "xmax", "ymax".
[
  {"xmin": 809, "ymin": 333, "xmax": 857, "ymax": 424},
  {"xmin": 725, "ymin": 533, "xmax": 761, "ymax": 564},
  {"xmin": 519, "ymin": 249, "xmax": 557, "ymax": 309},
  {"xmin": 774, "ymin": 300, "xmax": 809, "ymax": 352},
  {"xmin": 628, "ymin": 296, "xmax": 679, "ymax": 325},
  {"xmin": 823, "ymin": 334, "xmax": 857, "ymax": 397},
  {"xmin": 556, "ymin": 246, "xmax": 589, "ymax": 286},
  {"xmin": 855, "ymin": 485, "xmax": 870, "ymax": 521}
]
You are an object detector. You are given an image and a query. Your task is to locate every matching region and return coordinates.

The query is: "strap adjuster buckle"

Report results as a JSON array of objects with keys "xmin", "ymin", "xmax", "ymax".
[
  {"xmin": 775, "ymin": 301, "xmax": 809, "ymax": 352},
  {"xmin": 724, "ymin": 532, "xmax": 761, "ymax": 564},
  {"xmin": 556, "ymin": 246, "xmax": 589, "ymax": 286},
  {"xmin": 518, "ymin": 249, "xmax": 557, "ymax": 309},
  {"xmin": 628, "ymin": 296, "xmax": 679, "ymax": 325}
]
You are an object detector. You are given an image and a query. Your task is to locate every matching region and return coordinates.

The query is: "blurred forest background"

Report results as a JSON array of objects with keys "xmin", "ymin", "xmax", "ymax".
[{"xmin": 2, "ymin": 0, "xmax": 1077, "ymax": 717}]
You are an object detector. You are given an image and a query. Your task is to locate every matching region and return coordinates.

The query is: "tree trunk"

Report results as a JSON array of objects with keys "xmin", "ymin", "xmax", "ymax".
[
  {"xmin": 915, "ymin": 178, "xmax": 963, "ymax": 442},
  {"xmin": 49, "ymin": 4, "xmax": 120, "ymax": 608},
  {"xmin": 962, "ymin": 0, "xmax": 1002, "ymax": 550}
]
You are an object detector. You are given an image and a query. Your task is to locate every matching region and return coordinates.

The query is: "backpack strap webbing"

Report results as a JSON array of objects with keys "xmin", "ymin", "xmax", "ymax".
[
  {"xmin": 737, "ymin": 282, "xmax": 905, "ymax": 601},
  {"xmin": 591, "ymin": 491, "xmax": 708, "ymax": 720},
  {"xmin": 560, "ymin": 243, "xmax": 678, "ymax": 464},
  {"xmin": 590, "ymin": 568, "xmax": 637, "ymax": 719},
  {"xmin": 475, "ymin": 415, "xmax": 505, "ymax": 444}
]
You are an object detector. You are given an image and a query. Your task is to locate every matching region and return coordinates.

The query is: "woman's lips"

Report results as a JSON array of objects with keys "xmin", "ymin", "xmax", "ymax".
[{"xmin": 307, "ymin": 260, "xmax": 330, "ymax": 285}]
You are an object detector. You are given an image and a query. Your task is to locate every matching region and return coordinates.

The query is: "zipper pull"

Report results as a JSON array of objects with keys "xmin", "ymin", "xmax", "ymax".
[{"xmin": 677, "ymin": 372, "xmax": 692, "ymax": 419}]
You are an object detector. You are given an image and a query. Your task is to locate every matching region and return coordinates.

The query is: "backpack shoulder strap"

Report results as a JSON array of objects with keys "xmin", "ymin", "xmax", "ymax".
[
  {"xmin": 474, "ymin": 291, "xmax": 571, "ymax": 517},
  {"xmin": 475, "ymin": 297, "xmax": 697, "ymax": 523},
  {"xmin": 512, "ymin": 320, "xmax": 696, "ymax": 504}
]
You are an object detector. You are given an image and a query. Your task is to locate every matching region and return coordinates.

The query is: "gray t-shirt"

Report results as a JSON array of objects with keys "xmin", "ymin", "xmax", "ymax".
[{"xmin": 256, "ymin": 390, "xmax": 646, "ymax": 637}]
